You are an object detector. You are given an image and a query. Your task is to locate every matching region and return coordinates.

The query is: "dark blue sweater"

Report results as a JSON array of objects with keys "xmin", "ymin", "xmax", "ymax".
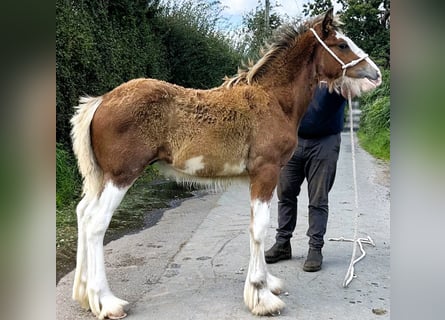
[{"xmin": 298, "ymin": 85, "xmax": 346, "ymax": 139}]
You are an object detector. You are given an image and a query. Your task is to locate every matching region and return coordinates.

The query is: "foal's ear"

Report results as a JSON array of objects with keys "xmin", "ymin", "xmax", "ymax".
[{"xmin": 322, "ymin": 8, "xmax": 334, "ymax": 36}]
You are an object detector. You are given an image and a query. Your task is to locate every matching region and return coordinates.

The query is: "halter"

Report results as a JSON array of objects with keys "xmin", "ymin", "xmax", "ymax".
[{"xmin": 309, "ymin": 28, "xmax": 368, "ymax": 78}]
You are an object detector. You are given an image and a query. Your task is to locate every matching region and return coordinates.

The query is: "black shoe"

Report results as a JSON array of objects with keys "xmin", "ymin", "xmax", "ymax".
[
  {"xmin": 303, "ymin": 248, "xmax": 323, "ymax": 272},
  {"xmin": 265, "ymin": 241, "xmax": 292, "ymax": 264}
]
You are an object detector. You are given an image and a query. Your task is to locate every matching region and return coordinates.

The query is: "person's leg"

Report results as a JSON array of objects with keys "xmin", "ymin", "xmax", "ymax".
[
  {"xmin": 265, "ymin": 142, "xmax": 306, "ymax": 263},
  {"xmin": 275, "ymin": 144, "xmax": 306, "ymax": 243},
  {"xmin": 303, "ymin": 134, "xmax": 341, "ymax": 271}
]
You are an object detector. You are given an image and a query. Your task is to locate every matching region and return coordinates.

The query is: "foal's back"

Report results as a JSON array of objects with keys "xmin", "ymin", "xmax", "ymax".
[{"xmin": 91, "ymin": 78, "xmax": 276, "ymax": 185}]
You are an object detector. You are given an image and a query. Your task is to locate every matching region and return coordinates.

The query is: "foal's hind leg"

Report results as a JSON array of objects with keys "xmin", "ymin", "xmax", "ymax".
[
  {"xmin": 82, "ymin": 182, "xmax": 131, "ymax": 319},
  {"xmin": 244, "ymin": 165, "xmax": 285, "ymax": 315},
  {"xmin": 73, "ymin": 195, "xmax": 94, "ymax": 309}
]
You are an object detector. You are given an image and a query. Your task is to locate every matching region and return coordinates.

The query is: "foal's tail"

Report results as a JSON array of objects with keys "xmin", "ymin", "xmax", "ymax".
[{"xmin": 71, "ymin": 96, "xmax": 104, "ymax": 197}]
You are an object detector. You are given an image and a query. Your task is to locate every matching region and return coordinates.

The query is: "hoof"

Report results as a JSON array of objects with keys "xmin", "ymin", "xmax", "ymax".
[
  {"xmin": 97, "ymin": 295, "xmax": 129, "ymax": 319},
  {"xmin": 252, "ymin": 288, "xmax": 285, "ymax": 316},
  {"xmin": 245, "ymin": 282, "xmax": 285, "ymax": 316}
]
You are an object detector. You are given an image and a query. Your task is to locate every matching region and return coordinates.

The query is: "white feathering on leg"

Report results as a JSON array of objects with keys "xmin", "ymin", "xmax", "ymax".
[{"xmin": 244, "ymin": 199, "xmax": 285, "ymax": 315}]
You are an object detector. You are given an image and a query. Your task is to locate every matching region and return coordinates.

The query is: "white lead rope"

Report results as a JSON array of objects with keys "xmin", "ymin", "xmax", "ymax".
[
  {"xmin": 329, "ymin": 236, "xmax": 375, "ymax": 287},
  {"xmin": 310, "ymin": 27, "xmax": 375, "ymax": 288},
  {"xmin": 328, "ymin": 94, "xmax": 375, "ymax": 288}
]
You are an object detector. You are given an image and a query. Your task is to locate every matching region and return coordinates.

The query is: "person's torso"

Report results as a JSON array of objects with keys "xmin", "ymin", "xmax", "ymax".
[{"xmin": 298, "ymin": 86, "xmax": 346, "ymax": 139}]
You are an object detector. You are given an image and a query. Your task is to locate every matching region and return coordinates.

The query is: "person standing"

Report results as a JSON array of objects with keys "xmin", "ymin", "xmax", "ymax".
[{"xmin": 265, "ymin": 82, "xmax": 346, "ymax": 272}]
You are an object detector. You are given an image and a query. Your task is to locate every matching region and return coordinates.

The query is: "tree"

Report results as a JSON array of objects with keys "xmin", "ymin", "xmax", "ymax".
[
  {"xmin": 156, "ymin": 0, "xmax": 241, "ymax": 88},
  {"xmin": 302, "ymin": 0, "xmax": 335, "ymax": 16},
  {"xmin": 236, "ymin": 1, "xmax": 284, "ymax": 59}
]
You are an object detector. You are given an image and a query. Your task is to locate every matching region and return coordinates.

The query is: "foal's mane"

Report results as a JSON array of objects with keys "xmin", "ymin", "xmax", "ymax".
[{"xmin": 223, "ymin": 14, "xmax": 342, "ymax": 88}]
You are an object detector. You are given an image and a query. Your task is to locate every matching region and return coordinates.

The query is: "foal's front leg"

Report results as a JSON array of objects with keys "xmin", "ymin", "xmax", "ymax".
[{"xmin": 244, "ymin": 166, "xmax": 285, "ymax": 315}]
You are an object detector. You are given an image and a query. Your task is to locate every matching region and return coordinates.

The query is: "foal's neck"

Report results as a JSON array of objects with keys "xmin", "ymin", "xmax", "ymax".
[{"xmin": 259, "ymin": 34, "xmax": 318, "ymax": 125}]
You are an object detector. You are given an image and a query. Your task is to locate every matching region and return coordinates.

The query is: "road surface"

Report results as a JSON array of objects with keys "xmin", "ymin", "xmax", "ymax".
[{"xmin": 56, "ymin": 132, "xmax": 390, "ymax": 319}]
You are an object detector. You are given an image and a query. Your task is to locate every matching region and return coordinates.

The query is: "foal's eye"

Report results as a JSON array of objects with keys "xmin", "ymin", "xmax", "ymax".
[{"xmin": 338, "ymin": 43, "xmax": 349, "ymax": 50}]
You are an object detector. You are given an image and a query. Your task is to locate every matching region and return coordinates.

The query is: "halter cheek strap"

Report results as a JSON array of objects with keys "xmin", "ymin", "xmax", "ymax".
[{"xmin": 309, "ymin": 28, "xmax": 368, "ymax": 75}]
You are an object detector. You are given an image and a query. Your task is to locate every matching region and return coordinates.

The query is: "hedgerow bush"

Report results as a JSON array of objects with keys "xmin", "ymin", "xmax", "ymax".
[
  {"xmin": 358, "ymin": 69, "xmax": 390, "ymax": 160},
  {"xmin": 56, "ymin": 0, "xmax": 242, "ymax": 206},
  {"xmin": 56, "ymin": 143, "xmax": 81, "ymax": 209}
]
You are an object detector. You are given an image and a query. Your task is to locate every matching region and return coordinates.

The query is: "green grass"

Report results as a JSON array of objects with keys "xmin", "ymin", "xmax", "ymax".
[
  {"xmin": 358, "ymin": 129, "xmax": 390, "ymax": 160},
  {"xmin": 358, "ymin": 69, "xmax": 390, "ymax": 161},
  {"xmin": 56, "ymin": 143, "xmax": 81, "ymax": 209},
  {"xmin": 56, "ymin": 144, "xmax": 80, "ymax": 281}
]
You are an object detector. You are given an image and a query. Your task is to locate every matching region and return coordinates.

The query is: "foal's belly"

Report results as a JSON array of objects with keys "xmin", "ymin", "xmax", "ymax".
[
  {"xmin": 155, "ymin": 155, "xmax": 249, "ymax": 190},
  {"xmin": 173, "ymin": 154, "xmax": 248, "ymax": 177}
]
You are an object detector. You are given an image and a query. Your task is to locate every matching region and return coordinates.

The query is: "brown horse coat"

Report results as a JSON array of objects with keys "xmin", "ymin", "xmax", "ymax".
[
  {"xmin": 92, "ymin": 79, "xmax": 296, "ymax": 193},
  {"xmin": 70, "ymin": 9, "xmax": 382, "ymax": 319}
]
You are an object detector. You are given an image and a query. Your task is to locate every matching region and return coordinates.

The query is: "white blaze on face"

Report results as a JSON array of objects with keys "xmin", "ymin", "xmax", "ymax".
[
  {"xmin": 183, "ymin": 155, "xmax": 205, "ymax": 175},
  {"xmin": 335, "ymin": 31, "xmax": 366, "ymax": 58},
  {"xmin": 335, "ymin": 30, "xmax": 381, "ymax": 77},
  {"xmin": 334, "ymin": 30, "xmax": 382, "ymax": 96}
]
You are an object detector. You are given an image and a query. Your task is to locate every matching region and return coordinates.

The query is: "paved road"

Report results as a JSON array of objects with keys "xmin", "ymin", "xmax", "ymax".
[{"xmin": 56, "ymin": 133, "xmax": 390, "ymax": 319}]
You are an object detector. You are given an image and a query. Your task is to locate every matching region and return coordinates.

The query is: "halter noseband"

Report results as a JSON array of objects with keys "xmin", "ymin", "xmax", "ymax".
[{"xmin": 309, "ymin": 28, "xmax": 368, "ymax": 76}]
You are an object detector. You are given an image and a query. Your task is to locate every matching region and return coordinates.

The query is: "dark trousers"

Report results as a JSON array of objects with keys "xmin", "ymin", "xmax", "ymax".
[{"xmin": 276, "ymin": 134, "xmax": 341, "ymax": 249}]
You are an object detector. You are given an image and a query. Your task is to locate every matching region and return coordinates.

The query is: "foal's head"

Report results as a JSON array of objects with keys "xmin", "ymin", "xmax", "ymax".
[{"xmin": 309, "ymin": 8, "xmax": 382, "ymax": 97}]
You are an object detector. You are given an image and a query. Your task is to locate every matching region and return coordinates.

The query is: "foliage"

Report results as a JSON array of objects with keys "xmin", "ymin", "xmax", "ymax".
[
  {"xmin": 156, "ymin": 0, "xmax": 242, "ymax": 88},
  {"xmin": 358, "ymin": 69, "xmax": 390, "ymax": 160},
  {"xmin": 234, "ymin": 1, "xmax": 285, "ymax": 59},
  {"xmin": 56, "ymin": 0, "xmax": 242, "ymax": 147},
  {"xmin": 303, "ymin": 0, "xmax": 390, "ymax": 68},
  {"xmin": 56, "ymin": 0, "xmax": 167, "ymax": 147},
  {"xmin": 56, "ymin": 143, "xmax": 81, "ymax": 209},
  {"xmin": 359, "ymin": 68, "xmax": 390, "ymax": 130},
  {"xmin": 56, "ymin": 0, "xmax": 242, "ymax": 212},
  {"xmin": 302, "ymin": 0, "xmax": 334, "ymax": 16}
]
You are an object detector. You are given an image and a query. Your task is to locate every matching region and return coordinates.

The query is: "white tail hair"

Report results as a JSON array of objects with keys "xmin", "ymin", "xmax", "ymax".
[{"xmin": 70, "ymin": 96, "xmax": 103, "ymax": 197}]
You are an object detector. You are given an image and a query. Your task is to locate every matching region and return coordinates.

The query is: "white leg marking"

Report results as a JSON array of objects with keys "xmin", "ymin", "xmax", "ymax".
[
  {"xmin": 73, "ymin": 195, "xmax": 93, "ymax": 309},
  {"xmin": 249, "ymin": 200, "xmax": 269, "ymax": 284},
  {"xmin": 251, "ymin": 200, "xmax": 270, "ymax": 243},
  {"xmin": 82, "ymin": 183, "xmax": 130, "ymax": 319},
  {"xmin": 244, "ymin": 199, "xmax": 285, "ymax": 315}
]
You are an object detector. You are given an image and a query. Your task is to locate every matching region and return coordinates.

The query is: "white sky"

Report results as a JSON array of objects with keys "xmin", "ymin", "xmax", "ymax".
[
  {"xmin": 218, "ymin": 0, "xmax": 309, "ymax": 26},
  {"xmin": 164, "ymin": 1, "xmax": 343, "ymax": 31},
  {"xmin": 219, "ymin": 0, "xmax": 307, "ymax": 17}
]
